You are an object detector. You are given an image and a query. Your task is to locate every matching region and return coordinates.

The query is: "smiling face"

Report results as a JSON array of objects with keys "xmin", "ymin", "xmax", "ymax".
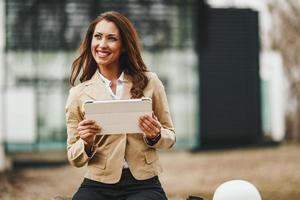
[{"xmin": 91, "ymin": 20, "xmax": 122, "ymax": 71}]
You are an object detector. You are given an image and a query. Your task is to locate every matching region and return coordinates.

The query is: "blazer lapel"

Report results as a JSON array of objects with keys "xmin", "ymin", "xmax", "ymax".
[
  {"xmin": 83, "ymin": 71, "xmax": 133, "ymax": 100},
  {"xmin": 83, "ymin": 72, "xmax": 112, "ymax": 100}
]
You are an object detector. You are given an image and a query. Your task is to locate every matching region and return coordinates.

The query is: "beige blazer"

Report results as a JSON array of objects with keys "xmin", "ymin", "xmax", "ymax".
[{"xmin": 65, "ymin": 71, "xmax": 176, "ymax": 184}]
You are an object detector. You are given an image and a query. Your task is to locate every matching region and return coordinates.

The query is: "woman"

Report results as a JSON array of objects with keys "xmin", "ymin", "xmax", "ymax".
[{"xmin": 65, "ymin": 11, "xmax": 175, "ymax": 200}]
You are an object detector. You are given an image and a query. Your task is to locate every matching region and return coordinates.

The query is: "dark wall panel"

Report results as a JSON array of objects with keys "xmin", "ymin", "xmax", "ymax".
[{"xmin": 199, "ymin": 8, "xmax": 261, "ymax": 145}]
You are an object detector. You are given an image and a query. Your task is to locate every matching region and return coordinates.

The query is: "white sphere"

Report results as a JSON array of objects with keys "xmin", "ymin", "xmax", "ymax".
[{"xmin": 213, "ymin": 180, "xmax": 262, "ymax": 200}]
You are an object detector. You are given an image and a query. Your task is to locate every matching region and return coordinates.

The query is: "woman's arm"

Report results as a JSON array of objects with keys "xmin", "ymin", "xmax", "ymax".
[
  {"xmin": 143, "ymin": 73, "xmax": 176, "ymax": 149},
  {"xmin": 65, "ymin": 87, "xmax": 100, "ymax": 167}
]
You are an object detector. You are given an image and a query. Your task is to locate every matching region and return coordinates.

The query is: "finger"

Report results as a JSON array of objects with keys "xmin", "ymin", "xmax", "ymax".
[
  {"xmin": 144, "ymin": 115, "xmax": 161, "ymax": 128},
  {"xmin": 152, "ymin": 112, "xmax": 158, "ymax": 120},
  {"xmin": 78, "ymin": 119, "xmax": 93, "ymax": 126},
  {"xmin": 140, "ymin": 116, "xmax": 159, "ymax": 131},
  {"xmin": 78, "ymin": 127, "xmax": 100, "ymax": 133},
  {"xmin": 140, "ymin": 116, "xmax": 154, "ymax": 127},
  {"xmin": 79, "ymin": 129, "xmax": 100, "ymax": 136},
  {"xmin": 150, "ymin": 117, "xmax": 162, "ymax": 130},
  {"xmin": 139, "ymin": 118, "xmax": 161, "ymax": 137},
  {"xmin": 78, "ymin": 119, "xmax": 96, "ymax": 126},
  {"xmin": 80, "ymin": 131, "xmax": 97, "ymax": 137},
  {"xmin": 77, "ymin": 124, "xmax": 101, "ymax": 131},
  {"xmin": 80, "ymin": 132, "xmax": 97, "ymax": 141},
  {"xmin": 139, "ymin": 124, "xmax": 156, "ymax": 138},
  {"xmin": 139, "ymin": 118, "xmax": 154, "ymax": 132},
  {"xmin": 139, "ymin": 119, "xmax": 159, "ymax": 138},
  {"xmin": 139, "ymin": 121, "xmax": 151, "ymax": 133}
]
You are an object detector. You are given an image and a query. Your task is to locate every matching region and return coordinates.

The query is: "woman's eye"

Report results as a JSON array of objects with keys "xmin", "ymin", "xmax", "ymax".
[
  {"xmin": 94, "ymin": 35, "xmax": 101, "ymax": 39},
  {"xmin": 108, "ymin": 37, "xmax": 117, "ymax": 42}
]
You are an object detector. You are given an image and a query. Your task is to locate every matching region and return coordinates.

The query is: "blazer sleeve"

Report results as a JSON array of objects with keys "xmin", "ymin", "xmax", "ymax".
[
  {"xmin": 65, "ymin": 87, "xmax": 97, "ymax": 167},
  {"xmin": 149, "ymin": 74, "xmax": 176, "ymax": 149}
]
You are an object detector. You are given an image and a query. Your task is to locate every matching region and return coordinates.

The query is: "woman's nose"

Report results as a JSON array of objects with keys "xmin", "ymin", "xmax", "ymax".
[{"xmin": 99, "ymin": 38, "xmax": 107, "ymax": 48}]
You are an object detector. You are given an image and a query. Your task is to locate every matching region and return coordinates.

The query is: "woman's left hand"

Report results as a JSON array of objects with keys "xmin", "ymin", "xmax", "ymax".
[{"xmin": 139, "ymin": 113, "xmax": 162, "ymax": 139}]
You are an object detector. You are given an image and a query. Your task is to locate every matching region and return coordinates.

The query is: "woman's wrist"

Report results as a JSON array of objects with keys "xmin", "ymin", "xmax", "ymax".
[
  {"xmin": 147, "ymin": 131, "xmax": 161, "ymax": 140},
  {"xmin": 84, "ymin": 141, "xmax": 93, "ymax": 156},
  {"xmin": 146, "ymin": 132, "xmax": 161, "ymax": 146}
]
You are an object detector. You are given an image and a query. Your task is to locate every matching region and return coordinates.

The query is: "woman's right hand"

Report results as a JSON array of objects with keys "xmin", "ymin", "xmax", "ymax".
[{"xmin": 77, "ymin": 119, "xmax": 101, "ymax": 151}]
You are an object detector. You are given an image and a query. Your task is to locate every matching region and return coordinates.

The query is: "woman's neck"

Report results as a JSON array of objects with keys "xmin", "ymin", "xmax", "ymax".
[{"xmin": 98, "ymin": 65, "xmax": 121, "ymax": 81}]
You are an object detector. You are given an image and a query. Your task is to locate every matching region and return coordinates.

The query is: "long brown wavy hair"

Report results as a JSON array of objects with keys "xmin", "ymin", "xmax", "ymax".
[{"xmin": 70, "ymin": 11, "xmax": 149, "ymax": 98}]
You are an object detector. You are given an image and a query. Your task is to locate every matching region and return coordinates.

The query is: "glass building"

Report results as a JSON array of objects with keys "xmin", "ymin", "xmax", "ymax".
[{"xmin": 2, "ymin": 0, "xmax": 201, "ymax": 152}]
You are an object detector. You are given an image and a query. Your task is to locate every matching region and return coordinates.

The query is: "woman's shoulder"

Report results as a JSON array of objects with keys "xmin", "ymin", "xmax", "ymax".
[
  {"xmin": 144, "ymin": 71, "xmax": 164, "ymax": 88},
  {"xmin": 68, "ymin": 79, "xmax": 93, "ymax": 96},
  {"xmin": 144, "ymin": 71, "xmax": 160, "ymax": 81}
]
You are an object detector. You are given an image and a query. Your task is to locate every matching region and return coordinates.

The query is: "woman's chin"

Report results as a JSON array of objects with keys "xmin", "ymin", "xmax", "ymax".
[
  {"xmin": 96, "ymin": 60, "xmax": 109, "ymax": 66},
  {"xmin": 96, "ymin": 61, "xmax": 115, "ymax": 69}
]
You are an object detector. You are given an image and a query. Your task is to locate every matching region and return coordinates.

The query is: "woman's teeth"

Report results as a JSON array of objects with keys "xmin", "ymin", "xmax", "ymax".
[{"xmin": 96, "ymin": 51, "xmax": 110, "ymax": 58}]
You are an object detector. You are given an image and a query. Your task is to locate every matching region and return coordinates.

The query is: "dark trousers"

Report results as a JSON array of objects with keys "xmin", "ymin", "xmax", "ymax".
[{"xmin": 72, "ymin": 168, "xmax": 168, "ymax": 200}]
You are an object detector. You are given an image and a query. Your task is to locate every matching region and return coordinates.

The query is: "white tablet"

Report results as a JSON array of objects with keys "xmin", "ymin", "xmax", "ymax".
[{"xmin": 83, "ymin": 97, "xmax": 152, "ymax": 134}]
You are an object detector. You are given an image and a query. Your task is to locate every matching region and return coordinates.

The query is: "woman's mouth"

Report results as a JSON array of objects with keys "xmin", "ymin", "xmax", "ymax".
[{"xmin": 96, "ymin": 50, "xmax": 111, "ymax": 58}]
